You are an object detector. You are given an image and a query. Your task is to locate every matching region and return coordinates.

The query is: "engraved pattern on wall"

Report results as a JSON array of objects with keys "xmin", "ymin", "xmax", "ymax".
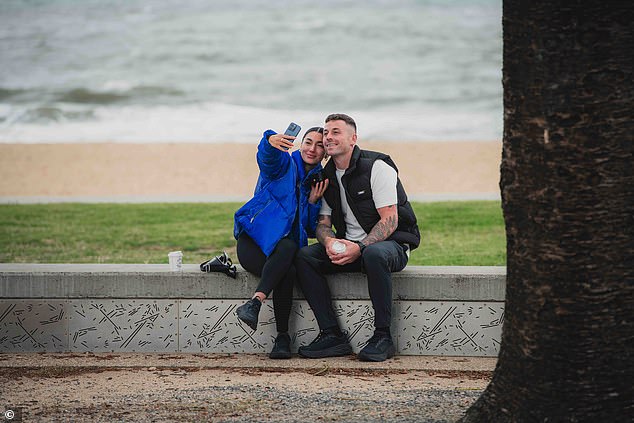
[
  {"xmin": 0, "ymin": 301, "xmax": 67, "ymax": 352},
  {"xmin": 0, "ymin": 300, "xmax": 503, "ymax": 356},
  {"xmin": 69, "ymin": 300, "xmax": 178, "ymax": 352},
  {"xmin": 178, "ymin": 300, "xmax": 375, "ymax": 353},
  {"xmin": 398, "ymin": 301, "xmax": 504, "ymax": 356},
  {"xmin": 179, "ymin": 300, "xmax": 277, "ymax": 353}
]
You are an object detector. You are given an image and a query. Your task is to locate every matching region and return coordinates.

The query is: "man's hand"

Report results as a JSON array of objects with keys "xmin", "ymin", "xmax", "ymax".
[
  {"xmin": 308, "ymin": 179, "xmax": 329, "ymax": 204},
  {"xmin": 327, "ymin": 239, "xmax": 362, "ymax": 265},
  {"xmin": 328, "ymin": 204, "xmax": 398, "ymax": 266}
]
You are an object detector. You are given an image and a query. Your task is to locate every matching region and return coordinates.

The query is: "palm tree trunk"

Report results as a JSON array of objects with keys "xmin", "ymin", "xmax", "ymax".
[{"xmin": 460, "ymin": 1, "xmax": 634, "ymax": 421}]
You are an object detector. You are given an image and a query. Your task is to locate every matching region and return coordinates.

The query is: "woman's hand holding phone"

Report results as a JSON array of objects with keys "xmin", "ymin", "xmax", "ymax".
[
  {"xmin": 308, "ymin": 179, "xmax": 329, "ymax": 204},
  {"xmin": 269, "ymin": 134, "xmax": 296, "ymax": 151},
  {"xmin": 269, "ymin": 122, "xmax": 302, "ymax": 151}
]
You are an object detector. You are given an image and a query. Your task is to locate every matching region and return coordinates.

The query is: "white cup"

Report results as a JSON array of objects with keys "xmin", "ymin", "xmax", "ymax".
[
  {"xmin": 332, "ymin": 241, "xmax": 346, "ymax": 254},
  {"xmin": 168, "ymin": 251, "xmax": 183, "ymax": 272}
]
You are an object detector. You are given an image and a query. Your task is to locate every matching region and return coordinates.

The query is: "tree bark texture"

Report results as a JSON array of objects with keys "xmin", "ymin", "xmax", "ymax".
[{"xmin": 460, "ymin": 1, "xmax": 633, "ymax": 422}]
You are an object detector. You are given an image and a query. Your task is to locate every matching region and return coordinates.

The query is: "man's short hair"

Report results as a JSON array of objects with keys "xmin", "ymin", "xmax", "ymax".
[{"xmin": 325, "ymin": 114, "xmax": 357, "ymax": 133}]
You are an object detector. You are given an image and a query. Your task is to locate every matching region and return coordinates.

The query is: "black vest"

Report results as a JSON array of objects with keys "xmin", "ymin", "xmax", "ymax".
[{"xmin": 322, "ymin": 146, "xmax": 421, "ymax": 249}]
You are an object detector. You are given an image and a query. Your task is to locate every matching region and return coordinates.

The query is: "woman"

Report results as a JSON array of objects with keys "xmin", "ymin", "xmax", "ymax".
[{"xmin": 233, "ymin": 126, "xmax": 328, "ymax": 359}]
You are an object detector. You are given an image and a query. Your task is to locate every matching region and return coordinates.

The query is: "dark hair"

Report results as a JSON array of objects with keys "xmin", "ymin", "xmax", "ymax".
[
  {"xmin": 325, "ymin": 113, "xmax": 357, "ymax": 132},
  {"xmin": 302, "ymin": 126, "xmax": 324, "ymax": 141}
]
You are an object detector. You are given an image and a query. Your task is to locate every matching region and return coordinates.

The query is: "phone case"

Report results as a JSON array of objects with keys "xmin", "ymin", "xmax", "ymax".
[{"xmin": 284, "ymin": 122, "xmax": 301, "ymax": 138}]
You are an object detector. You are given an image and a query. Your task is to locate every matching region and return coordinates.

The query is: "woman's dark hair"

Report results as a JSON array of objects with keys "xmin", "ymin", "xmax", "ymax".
[{"xmin": 302, "ymin": 126, "xmax": 324, "ymax": 140}]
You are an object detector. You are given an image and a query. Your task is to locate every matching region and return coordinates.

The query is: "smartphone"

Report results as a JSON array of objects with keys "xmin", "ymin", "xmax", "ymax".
[{"xmin": 284, "ymin": 122, "xmax": 301, "ymax": 139}]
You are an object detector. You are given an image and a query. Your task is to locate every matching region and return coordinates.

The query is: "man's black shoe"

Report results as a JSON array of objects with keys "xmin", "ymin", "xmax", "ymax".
[
  {"xmin": 357, "ymin": 332, "xmax": 396, "ymax": 362},
  {"xmin": 298, "ymin": 330, "xmax": 352, "ymax": 358},
  {"xmin": 236, "ymin": 298, "xmax": 261, "ymax": 331},
  {"xmin": 269, "ymin": 332, "xmax": 292, "ymax": 359}
]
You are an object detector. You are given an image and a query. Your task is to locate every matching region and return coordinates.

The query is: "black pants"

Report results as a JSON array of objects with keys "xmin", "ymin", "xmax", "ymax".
[
  {"xmin": 295, "ymin": 240, "xmax": 409, "ymax": 331},
  {"xmin": 236, "ymin": 233, "xmax": 298, "ymax": 333}
]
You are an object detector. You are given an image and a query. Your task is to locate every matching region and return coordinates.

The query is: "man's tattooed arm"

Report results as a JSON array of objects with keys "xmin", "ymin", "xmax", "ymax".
[
  {"xmin": 361, "ymin": 205, "xmax": 398, "ymax": 246},
  {"xmin": 316, "ymin": 214, "xmax": 335, "ymax": 245}
]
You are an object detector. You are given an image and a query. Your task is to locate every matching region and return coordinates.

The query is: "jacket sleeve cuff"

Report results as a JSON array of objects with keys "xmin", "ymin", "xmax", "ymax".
[{"xmin": 263, "ymin": 129, "xmax": 276, "ymax": 141}]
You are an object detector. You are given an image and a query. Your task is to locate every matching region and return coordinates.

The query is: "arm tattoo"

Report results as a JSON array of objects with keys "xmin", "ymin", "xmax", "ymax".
[
  {"xmin": 362, "ymin": 206, "xmax": 398, "ymax": 246},
  {"xmin": 316, "ymin": 215, "xmax": 335, "ymax": 245}
]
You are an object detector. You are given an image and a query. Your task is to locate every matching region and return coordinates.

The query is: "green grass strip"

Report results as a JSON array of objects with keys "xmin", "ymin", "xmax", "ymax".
[{"xmin": 0, "ymin": 201, "xmax": 505, "ymax": 266}]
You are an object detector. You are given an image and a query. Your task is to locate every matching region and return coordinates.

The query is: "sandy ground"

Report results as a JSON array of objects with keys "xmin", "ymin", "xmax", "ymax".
[
  {"xmin": 0, "ymin": 141, "xmax": 501, "ymax": 199},
  {"xmin": 0, "ymin": 353, "xmax": 494, "ymax": 422}
]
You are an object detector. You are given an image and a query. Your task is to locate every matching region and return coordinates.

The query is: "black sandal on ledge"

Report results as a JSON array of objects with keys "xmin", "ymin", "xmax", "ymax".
[{"xmin": 200, "ymin": 251, "xmax": 237, "ymax": 279}]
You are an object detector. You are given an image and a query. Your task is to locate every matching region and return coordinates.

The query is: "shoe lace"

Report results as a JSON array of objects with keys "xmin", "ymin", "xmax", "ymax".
[
  {"xmin": 310, "ymin": 330, "xmax": 331, "ymax": 345},
  {"xmin": 365, "ymin": 332, "xmax": 384, "ymax": 347}
]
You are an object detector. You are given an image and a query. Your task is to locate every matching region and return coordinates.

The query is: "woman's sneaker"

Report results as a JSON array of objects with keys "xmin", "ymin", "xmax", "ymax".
[
  {"xmin": 298, "ymin": 330, "xmax": 352, "ymax": 358},
  {"xmin": 236, "ymin": 298, "xmax": 261, "ymax": 331},
  {"xmin": 269, "ymin": 332, "xmax": 292, "ymax": 359}
]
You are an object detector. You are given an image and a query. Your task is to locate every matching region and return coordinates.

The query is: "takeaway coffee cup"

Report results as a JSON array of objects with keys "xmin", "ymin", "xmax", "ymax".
[
  {"xmin": 332, "ymin": 241, "xmax": 346, "ymax": 254},
  {"xmin": 168, "ymin": 251, "xmax": 183, "ymax": 271}
]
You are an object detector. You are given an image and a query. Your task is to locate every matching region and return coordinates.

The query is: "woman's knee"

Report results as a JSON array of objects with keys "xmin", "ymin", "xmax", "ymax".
[
  {"xmin": 236, "ymin": 233, "xmax": 265, "ymax": 276},
  {"xmin": 276, "ymin": 237, "xmax": 299, "ymax": 255}
]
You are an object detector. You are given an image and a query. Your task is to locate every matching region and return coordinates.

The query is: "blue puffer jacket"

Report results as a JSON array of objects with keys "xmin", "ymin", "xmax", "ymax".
[{"xmin": 233, "ymin": 129, "xmax": 323, "ymax": 256}]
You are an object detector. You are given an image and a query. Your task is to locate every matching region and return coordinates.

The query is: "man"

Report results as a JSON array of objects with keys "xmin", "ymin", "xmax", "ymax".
[{"xmin": 295, "ymin": 113, "xmax": 420, "ymax": 362}]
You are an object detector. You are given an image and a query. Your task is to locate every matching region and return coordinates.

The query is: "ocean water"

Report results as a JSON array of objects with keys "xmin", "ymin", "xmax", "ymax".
[{"xmin": 0, "ymin": 0, "xmax": 502, "ymax": 143}]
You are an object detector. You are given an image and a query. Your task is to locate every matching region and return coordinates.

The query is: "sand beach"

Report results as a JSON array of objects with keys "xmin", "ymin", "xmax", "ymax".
[{"xmin": 0, "ymin": 141, "xmax": 501, "ymax": 201}]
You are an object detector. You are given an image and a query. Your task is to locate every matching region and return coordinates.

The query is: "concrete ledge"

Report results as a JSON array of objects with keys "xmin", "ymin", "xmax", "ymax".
[
  {"xmin": 0, "ymin": 264, "xmax": 505, "ymax": 301},
  {"xmin": 0, "ymin": 264, "xmax": 506, "ymax": 357}
]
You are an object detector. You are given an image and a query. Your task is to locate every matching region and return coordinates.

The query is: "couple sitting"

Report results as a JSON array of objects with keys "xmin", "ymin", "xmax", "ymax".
[{"xmin": 233, "ymin": 113, "xmax": 420, "ymax": 362}]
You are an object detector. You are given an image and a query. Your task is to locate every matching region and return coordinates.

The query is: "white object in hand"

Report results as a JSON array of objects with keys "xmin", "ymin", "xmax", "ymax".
[
  {"xmin": 332, "ymin": 241, "xmax": 346, "ymax": 254},
  {"xmin": 168, "ymin": 251, "xmax": 183, "ymax": 271}
]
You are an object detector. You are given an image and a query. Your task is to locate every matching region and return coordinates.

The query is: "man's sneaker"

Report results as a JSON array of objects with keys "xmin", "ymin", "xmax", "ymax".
[
  {"xmin": 298, "ymin": 330, "xmax": 352, "ymax": 358},
  {"xmin": 236, "ymin": 298, "xmax": 261, "ymax": 331},
  {"xmin": 357, "ymin": 332, "xmax": 396, "ymax": 362},
  {"xmin": 269, "ymin": 332, "xmax": 292, "ymax": 359}
]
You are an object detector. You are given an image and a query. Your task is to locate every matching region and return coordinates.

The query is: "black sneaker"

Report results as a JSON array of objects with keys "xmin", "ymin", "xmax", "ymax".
[
  {"xmin": 269, "ymin": 332, "xmax": 292, "ymax": 359},
  {"xmin": 357, "ymin": 332, "xmax": 396, "ymax": 362},
  {"xmin": 298, "ymin": 330, "xmax": 352, "ymax": 358},
  {"xmin": 236, "ymin": 298, "xmax": 261, "ymax": 331}
]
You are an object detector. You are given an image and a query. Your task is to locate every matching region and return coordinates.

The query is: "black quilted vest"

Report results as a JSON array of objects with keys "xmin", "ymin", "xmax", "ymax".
[{"xmin": 322, "ymin": 146, "xmax": 421, "ymax": 249}]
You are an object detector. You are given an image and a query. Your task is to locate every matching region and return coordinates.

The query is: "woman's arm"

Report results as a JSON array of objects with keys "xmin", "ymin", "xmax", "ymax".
[{"xmin": 256, "ymin": 130, "xmax": 295, "ymax": 180}]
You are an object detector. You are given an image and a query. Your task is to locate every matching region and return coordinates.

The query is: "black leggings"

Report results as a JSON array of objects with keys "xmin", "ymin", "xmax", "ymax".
[{"xmin": 236, "ymin": 233, "xmax": 298, "ymax": 333}]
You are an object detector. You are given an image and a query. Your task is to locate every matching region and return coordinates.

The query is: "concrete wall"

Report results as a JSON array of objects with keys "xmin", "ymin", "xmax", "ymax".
[{"xmin": 0, "ymin": 264, "xmax": 506, "ymax": 357}]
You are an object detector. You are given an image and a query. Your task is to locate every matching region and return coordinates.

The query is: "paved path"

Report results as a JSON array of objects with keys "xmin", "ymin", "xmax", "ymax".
[{"xmin": 1, "ymin": 353, "xmax": 495, "ymax": 422}]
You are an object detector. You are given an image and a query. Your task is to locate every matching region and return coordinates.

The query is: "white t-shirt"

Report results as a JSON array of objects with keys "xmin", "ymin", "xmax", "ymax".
[{"xmin": 320, "ymin": 160, "xmax": 398, "ymax": 241}]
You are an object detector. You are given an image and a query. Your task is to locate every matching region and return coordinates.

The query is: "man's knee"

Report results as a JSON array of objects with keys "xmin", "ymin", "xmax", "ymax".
[
  {"xmin": 361, "ymin": 243, "xmax": 389, "ymax": 267},
  {"xmin": 295, "ymin": 245, "xmax": 310, "ymax": 263},
  {"xmin": 362, "ymin": 241, "xmax": 408, "ymax": 273},
  {"xmin": 295, "ymin": 244, "xmax": 319, "ymax": 265},
  {"xmin": 296, "ymin": 243, "xmax": 328, "ymax": 271}
]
